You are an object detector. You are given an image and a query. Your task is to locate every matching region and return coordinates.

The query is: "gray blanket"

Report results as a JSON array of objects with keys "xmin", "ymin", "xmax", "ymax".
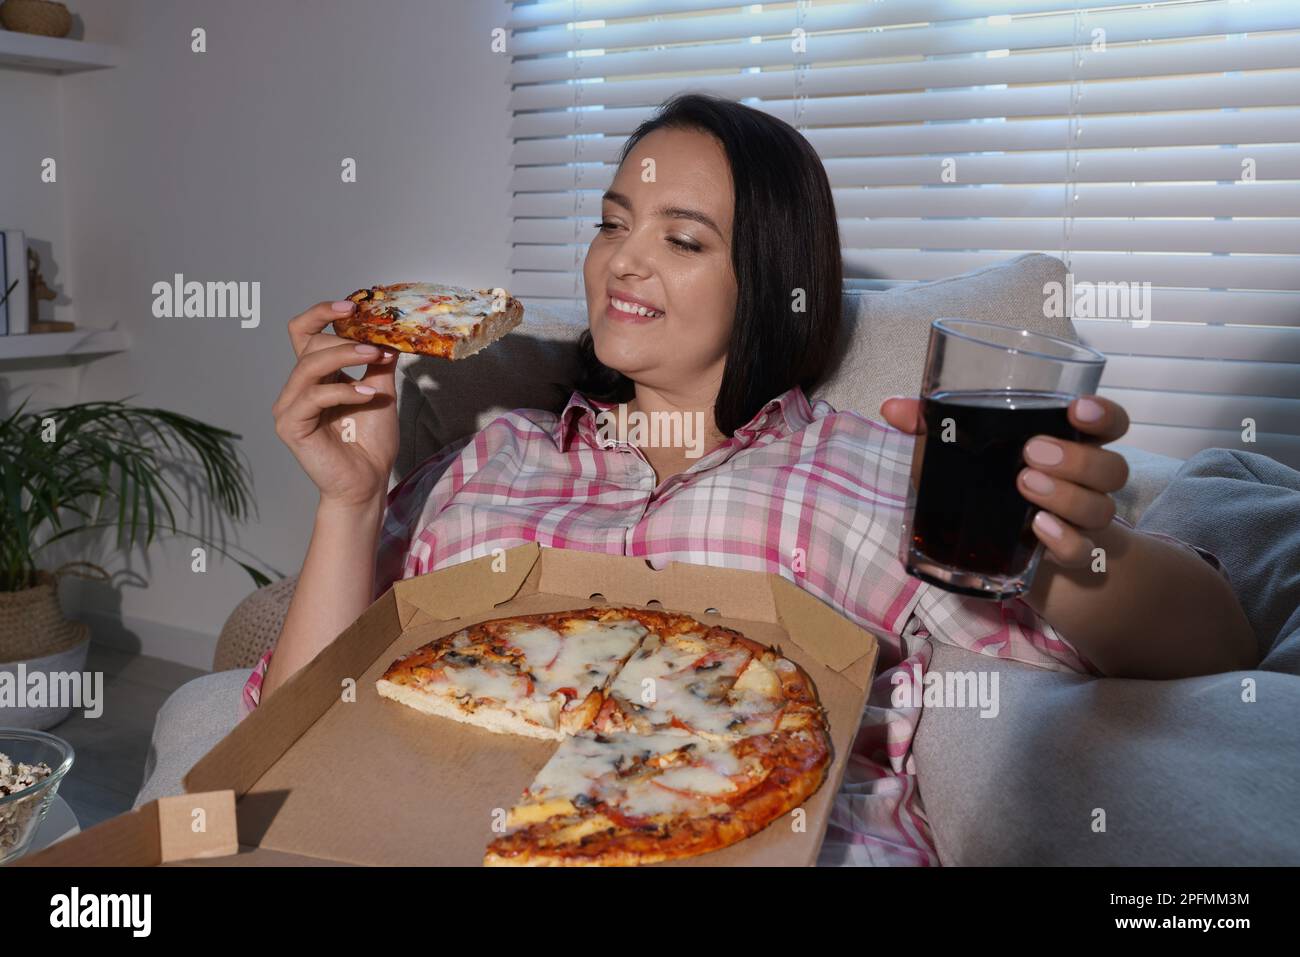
[{"xmin": 913, "ymin": 448, "xmax": 1300, "ymax": 865}]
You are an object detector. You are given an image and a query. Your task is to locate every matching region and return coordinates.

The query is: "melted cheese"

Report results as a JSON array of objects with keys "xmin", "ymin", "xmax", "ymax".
[
  {"xmin": 502, "ymin": 625, "xmax": 562, "ymax": 668},
  {"xmin": 436, "ymin": 661, "xmax": 528, "ymax": 703},
  {"xmin": 620, "ymin": 763, "xmax": 743, "ymax": 818},
  {"xmin": 516, "ymin": 729, "xmax": 742, "ymax": 828},
  {"xmin": 725, "ymin": 659, "xmax": 787, "ymax": 730},
  {"xmin": 732, "ymin": 657, "xmax": 782, "ymax": 698},
  {"xmin": 529, "ymin": 731, "xmax": 642, "ymax": 797},
  {"xmin": 620, "ymin": 779, "xmax": 697, "ymax": 817},
  {"xmin": 653, "ymin": 765, "xmax": 738, "ymax": 796},
  {"xmin": 504, "ymin": 619, "xmax": 646, "ymax": 713},
  {"xmin": 369, "ymin": 283, "xmax": 509, "ymax": 336},
  {"xmin": 552, "ymin": 815, "xmax": 616, "ymax": 843},
  {"xmin": 506, "ymin": 797, "xmax": 576, "ymax": 827},
  {"xmin": 608, "ymin": 635, "xmax": 774, "ymax": 737}
]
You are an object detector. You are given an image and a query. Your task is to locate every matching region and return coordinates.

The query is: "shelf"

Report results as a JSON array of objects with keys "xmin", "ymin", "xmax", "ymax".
[
  {"xmin": 0, "ymin": 30, "xmax": 118, "ymax": 74},
  {"xmin": 0, "ymin": 328, "xmax": 130, "ymax": 361}
]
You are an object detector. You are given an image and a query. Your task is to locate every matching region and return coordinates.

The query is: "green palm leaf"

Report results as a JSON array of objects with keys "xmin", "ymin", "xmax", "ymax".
[{"xmin": 0, "ymin": 399, "xmax": 274, "ymax": 591}]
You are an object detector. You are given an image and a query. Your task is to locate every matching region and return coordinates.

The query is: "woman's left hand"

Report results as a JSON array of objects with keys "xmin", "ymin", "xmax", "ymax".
[{"xmin": 880, "ymin": 394, "xmax": 1132, "ymax": 568}]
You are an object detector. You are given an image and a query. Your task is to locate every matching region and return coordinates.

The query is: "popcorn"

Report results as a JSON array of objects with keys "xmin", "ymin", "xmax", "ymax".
[{"xmin": 0, "ymin": 751, "xmax": 54, "ymax": 851}]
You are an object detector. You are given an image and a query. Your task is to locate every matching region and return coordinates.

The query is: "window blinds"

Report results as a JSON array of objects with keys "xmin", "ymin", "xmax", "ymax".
[{"xmin": 506, "ymin": 0, "xmax": 1300, "ymax": 467}]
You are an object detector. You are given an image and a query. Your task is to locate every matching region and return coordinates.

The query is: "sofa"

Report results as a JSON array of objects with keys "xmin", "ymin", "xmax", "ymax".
[{"xmin": 135, "ymin": 253, "xmax": 1300, "ymax": 865}]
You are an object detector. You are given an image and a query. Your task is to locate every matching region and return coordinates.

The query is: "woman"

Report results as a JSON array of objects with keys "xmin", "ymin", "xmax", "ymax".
[{"xmin": 255, "ymin": 94, "xmax": 1256, "ymax": 866}]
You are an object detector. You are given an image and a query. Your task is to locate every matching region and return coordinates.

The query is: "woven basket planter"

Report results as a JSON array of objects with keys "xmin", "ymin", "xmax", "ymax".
[
  {"xmin": 214, "ymin": 574, "xmax": 298, "ymax": 671},
  {"xmin": 0, "ymin": 570, "xmax": 89, "ymax": 666},
  {"xmin": 0, "ymin": 0, "xmax": 73, "ymax": 37}
]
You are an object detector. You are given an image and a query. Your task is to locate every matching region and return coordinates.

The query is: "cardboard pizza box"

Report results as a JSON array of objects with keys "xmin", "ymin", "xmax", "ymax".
[
  {"xmin": 33, "ymin": 543, "xmax": 881, "ymax": 867},
  {"xmin": 15, "ymin": 792, "xmax": 240, "ymax": 867}
]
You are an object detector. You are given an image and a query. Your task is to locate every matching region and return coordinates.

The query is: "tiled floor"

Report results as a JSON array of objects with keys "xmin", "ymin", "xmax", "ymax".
[{"xmin": 46, "ymin": 643, "xmax": 205, "ymax": 830}]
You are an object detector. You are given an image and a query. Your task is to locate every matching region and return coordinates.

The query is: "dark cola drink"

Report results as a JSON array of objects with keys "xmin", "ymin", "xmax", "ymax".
[{"xmin": 905, "ymin": 389, "xmax": 1083, "ymax": 596}]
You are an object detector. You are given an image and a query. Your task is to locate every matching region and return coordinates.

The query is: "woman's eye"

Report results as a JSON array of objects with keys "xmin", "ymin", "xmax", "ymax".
[{"xmin": 594, "ymin": 221, "xmax": 699, "ymax": 253}]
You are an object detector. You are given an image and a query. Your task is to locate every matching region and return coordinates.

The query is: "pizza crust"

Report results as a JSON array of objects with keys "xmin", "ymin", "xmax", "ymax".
[{"xmin": 375, "ymin": 678, "xmax": 563, "ymax": 741}]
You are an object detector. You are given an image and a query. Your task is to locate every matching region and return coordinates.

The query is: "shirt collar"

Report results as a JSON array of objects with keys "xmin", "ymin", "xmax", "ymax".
[{"xmin": 552, "ymin": 384, "xmax": 814, "ymax": 453}]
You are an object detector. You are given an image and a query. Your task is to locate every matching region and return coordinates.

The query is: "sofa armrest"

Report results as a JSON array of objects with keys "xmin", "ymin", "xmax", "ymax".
[
  {"xmin": 134, "ymin": 669, "xmax": 252, "ymax": 808},
  {"xmin": 1110, "ymin": 444, "xmax": 1183, "ymax": 525},
  {"xmin": 913, "ymin": 643, "xmax": 1300, "ymax": 866}
]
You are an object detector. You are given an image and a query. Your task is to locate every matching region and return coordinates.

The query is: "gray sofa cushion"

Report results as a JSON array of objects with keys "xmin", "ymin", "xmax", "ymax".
[
  {"xmin": 914, "ymin": 646, "xmax": 1300, "ymax": 865},
  {"xmin": 913, "ymin": 446, "xmax": 1300, "ymax": 866},
  {"xmin": 810, "ymin": 253, "xmax": 1075, "ymax": 424},
  {"xmin": 392, "ymin": 254, "xmax": 1076, "ymax": 480},
  {"xmin": 1107, "ymin": 443, "xmax": 1185, "ymax": 526},
  {"xmin": 134, "ymin": 668, "xmax": 252, "ymax": 809},
  {"xmin": 1138, "ymin": 448, "xmax": 1300, "ymax": 669}
]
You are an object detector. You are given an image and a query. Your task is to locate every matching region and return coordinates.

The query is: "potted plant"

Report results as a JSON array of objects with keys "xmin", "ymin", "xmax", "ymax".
[{"xmin": 0, "ymin": 398, "xmax": 271, "ymax": 728}]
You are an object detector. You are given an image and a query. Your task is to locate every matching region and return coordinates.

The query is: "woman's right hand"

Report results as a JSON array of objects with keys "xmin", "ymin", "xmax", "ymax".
[{"xmin": 273, "ymin": 300, "xmax": 399, "ymax": 509}]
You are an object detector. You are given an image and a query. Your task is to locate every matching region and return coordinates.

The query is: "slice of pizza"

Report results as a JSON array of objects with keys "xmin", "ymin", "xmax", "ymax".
[
  {"xmin": 335, "ymin": 282, "xmax": 523, "ymax": 359},
  {"xmin": 594, "ymin": 619, "xmax": 822, "ymax": 740},
  {"xmin": 483, "ymin": 724, "xmax": 831, "ymax": 866},
  {"xmin": 376, "ymin": 608, "xmax": 650, "ymax": 740}
]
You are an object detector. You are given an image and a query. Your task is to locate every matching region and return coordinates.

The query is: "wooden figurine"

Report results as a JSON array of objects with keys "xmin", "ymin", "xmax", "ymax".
[{"xmin": 27, "ymin": 247, "xmax": 70, "ymax": 334}]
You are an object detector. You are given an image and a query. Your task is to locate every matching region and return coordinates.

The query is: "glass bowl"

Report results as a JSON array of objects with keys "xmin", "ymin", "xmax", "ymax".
[{"xmin": 0, "ymin": 729, "xmax": 75, "ymax": 864}]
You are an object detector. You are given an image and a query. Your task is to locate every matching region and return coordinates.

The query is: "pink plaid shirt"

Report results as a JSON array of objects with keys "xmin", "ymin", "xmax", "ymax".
[{"xmin": 240, "ymin": 384, "xmax": 1215, "ymax": 866}]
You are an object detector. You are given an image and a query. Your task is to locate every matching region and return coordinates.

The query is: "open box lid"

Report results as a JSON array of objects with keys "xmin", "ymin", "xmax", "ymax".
[{"xmin": 16, "ymin": 791, "xmax": 239, "ymax": 867}]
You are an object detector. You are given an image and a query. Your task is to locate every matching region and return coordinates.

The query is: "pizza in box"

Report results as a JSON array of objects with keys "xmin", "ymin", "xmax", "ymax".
[{"xmin": 376, "ymin": 605, "xmax": 832, "ymax": 866}]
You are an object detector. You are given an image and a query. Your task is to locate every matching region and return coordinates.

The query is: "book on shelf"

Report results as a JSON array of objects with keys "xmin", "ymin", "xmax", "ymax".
[{"xmin": 0, "ymin": 229, "xmax": 30, "ymax": 336}]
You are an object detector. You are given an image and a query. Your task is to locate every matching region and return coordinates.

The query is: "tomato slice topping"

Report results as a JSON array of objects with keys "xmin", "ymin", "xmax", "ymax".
[
  {"xmin": 602, "ymin": 806, "xmax": 650, "ymax": 829},
  {"xmin": 661, "ymin": 649, "xmax": 749, "ymax": 680},
  {"xmin": 649, "ymin": 780, "xmax": 700, "ymax": 798}
]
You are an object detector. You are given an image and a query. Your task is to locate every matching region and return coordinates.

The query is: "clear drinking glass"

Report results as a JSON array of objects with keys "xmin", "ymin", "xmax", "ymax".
[
  {"xmin": 899, "ymin": 318, "xmax": 1107, "ymax": 600},
  {"xmin": 0, "ymin": 729, "xmax": 75, "ymax": 864}
]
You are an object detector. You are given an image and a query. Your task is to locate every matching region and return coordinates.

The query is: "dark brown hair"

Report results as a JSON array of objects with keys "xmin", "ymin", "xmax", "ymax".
[{"xmin": 575, "ymin": 93, "xmax": 843, "ymax": 436}]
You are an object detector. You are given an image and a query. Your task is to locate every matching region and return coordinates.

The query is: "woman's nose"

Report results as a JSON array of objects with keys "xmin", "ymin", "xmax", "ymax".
[{"xmin": 607, "ymin": 230, "xmax": 655, "ymax": 277}]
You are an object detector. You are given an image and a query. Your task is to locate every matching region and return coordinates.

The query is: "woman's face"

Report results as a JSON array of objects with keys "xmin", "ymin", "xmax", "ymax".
[{"xmin": 583, "ymin": 127, "xmax": 737, "ymax": 397}]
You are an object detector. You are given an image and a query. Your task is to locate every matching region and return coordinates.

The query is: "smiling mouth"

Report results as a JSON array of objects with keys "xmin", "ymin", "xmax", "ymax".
[{"xmin": 608, "ymin": 296, "xmax": 665, "ymax": 319}]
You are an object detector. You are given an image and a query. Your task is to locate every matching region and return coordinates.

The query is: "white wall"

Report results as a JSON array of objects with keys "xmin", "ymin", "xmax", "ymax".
[
  {"xmin": 0, "ymin": 64, "xmax": 80, "ymax": 409},
  {"xmin": 14, "ymin": 0, "xmax": 514, "ymax": 667}
]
